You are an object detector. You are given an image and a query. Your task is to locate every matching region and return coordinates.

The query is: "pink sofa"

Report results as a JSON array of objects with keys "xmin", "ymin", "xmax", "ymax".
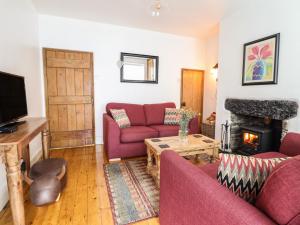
[
  {"xmin": 103, "ymin": 102, "xmax": 199, "ymax": 160},
  {"xmin": 160, "ymin": 133, "xmax": 300, "ymax": 225}
]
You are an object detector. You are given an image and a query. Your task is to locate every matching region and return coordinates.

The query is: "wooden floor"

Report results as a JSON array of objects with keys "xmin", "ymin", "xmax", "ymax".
[{"xmin": 0, "ymin": 145, "xmax": 160, "ymax": 225}]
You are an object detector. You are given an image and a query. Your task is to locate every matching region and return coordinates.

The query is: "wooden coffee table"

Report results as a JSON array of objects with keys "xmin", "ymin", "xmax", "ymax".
[{"xmin": 145, "ymin": 134, "xmax": 220, "ymax": 187}]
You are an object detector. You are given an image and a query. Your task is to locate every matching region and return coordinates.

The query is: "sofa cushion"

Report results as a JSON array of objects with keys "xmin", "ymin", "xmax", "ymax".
[
  {"xmin": 110, "ymin": 109, "xmax": 131, "ymax": 128},
  {"xmin": 200, "ymin": 162, "xmax": 220, "ymax": 179},
  {"xmin": 254, "ymin": 152, "xmax": 287, "ymax": 159},
  {"xmin": 255, "ymin": 156, "xmax": 300, "ymax": 225},
  {"xmin": 217, "ymin": 154, "xmax": 288, "ymax": 203},
  {"xmin": 279, "ymin": 132, "xmax": 300, "ymax": 156},
  {"xmin": 164, "ymin": 108, "xmax": 180, "ymax": 125},
  {"xmin": 144, "ymin": 102, "xmax": 176, "ymax": 125},
  {"xmin": 150, "ymin": 125, "xmax": 179, "ymax": 137},
  {"xmin": 120, "ymin": 126, "xmax": 158, "ymax": 143},
  {"xmin": 106, "ymin": 103, "xmax": 146, "ymax": 126}
]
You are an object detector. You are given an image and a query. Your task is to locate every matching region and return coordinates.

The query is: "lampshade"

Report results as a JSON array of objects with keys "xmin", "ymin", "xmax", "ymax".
[{"xmin": 211, "ymin": 63, "xmax": 218, "ymax": 79}]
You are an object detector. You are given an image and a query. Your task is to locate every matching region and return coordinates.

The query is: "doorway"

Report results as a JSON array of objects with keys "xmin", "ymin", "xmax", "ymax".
[
  {"xmin": 43, "ymin": 48, "xmax": 95, "ymax": 149},
  {"xmin": 180, "ymin": 69, "xmax": 205, "ymax": 128}
]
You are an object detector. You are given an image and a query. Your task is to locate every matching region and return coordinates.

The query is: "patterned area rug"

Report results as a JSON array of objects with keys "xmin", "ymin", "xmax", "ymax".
[{"xmin": 104, "ymin": 159, "xmax": 159, "ymax": 225}]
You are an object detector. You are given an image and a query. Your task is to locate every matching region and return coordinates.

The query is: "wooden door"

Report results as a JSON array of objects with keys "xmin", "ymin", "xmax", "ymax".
[
  {"xmin": 181, "ymin": 69, "xmax": 204, "ymax": 125},
  {"xmin": 43, "ymin": 48, "xmax": 95, "ymax": 149}
]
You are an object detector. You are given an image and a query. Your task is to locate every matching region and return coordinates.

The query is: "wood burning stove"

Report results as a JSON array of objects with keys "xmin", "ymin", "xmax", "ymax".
[
  {"xmin": 238, "ymin": 125, "xmax": 273, "ymax": 155},
  {"xmin": 224, "ymin": 98, "xmax": 299, "ymax": 156}
]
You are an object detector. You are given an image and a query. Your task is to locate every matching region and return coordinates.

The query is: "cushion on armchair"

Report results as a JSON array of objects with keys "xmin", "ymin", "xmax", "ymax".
[
  {"xmin": 255, "ymin": 156, "xmax": 300, "ymax": 225},
  {"xmin": 110, "ymin": 109, "xmax": 131, "ymax": 128},
  {"xmin": 217, "ymin": 154, "xmax": 288, "ymax": 203}
]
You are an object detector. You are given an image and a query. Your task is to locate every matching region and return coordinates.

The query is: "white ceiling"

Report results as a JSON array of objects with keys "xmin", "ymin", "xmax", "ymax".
[{"xmin": 32, "ymin": 0, "xmax": 250, "ymax": 38}]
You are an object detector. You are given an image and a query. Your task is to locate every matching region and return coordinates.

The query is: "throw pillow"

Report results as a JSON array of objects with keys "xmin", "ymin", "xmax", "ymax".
[
  {"xmin": 164, "ymin": 108, "xmax": 181, "ymax": 125},
  {"xmin": 255, "ymin": 156, "xmax": 300, "ymax": 225},
  {"xmin": 217, "ymin": 154, "xmax": 288, "ymax": 203},
  {"xmin": 110, "ymin": 109, "xmax": 131, "ymax": 128}
]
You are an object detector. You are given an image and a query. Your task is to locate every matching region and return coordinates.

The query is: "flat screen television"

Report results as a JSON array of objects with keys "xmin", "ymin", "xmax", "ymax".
[{"xmin": 0, "ymin": 71, "xmax": 28, "ymax": 128}]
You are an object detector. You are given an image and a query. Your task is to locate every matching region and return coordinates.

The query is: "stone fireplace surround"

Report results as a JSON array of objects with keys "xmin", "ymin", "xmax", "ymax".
[{"xmin": 225, "ymin": 98, "xmax": 299, "ymax": 153}]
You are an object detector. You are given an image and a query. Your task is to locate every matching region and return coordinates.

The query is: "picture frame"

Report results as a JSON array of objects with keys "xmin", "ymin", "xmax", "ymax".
[{"xmin": 242, "ymin": 33, "xmax": 280, "ymax": 86}]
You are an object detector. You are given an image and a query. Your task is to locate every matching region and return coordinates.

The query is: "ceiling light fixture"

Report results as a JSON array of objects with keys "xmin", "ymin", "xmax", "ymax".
[
  {"xmin": 150, "ymin": 0, "xmax": 168, "ymax": 17},
  {"xmin": 151, "ymin": 0, "xmax": 161, "ymax": 16}
]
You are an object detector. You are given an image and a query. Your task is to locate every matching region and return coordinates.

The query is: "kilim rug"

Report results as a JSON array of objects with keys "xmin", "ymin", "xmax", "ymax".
[{"xmin": 104, "ymin": 159, "xmax": 159, "ymax": 225}]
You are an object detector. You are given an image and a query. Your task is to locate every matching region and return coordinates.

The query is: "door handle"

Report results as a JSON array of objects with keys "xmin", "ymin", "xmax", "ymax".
[{"xmin": 181, "ymin": 102, "xmax": 186, "ymax": 107}]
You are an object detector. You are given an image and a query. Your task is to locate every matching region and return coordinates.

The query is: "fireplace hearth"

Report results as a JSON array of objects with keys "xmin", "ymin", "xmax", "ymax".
[{"xmin": 225, "ymin": 99, "xmax": 298, "ymax": 155}]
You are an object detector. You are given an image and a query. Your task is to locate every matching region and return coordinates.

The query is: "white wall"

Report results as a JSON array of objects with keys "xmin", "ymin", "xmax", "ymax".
[
  {"xmin": 0, "ymin": 0, "xmax": 43, "ymax": 210},
  {"xmin": 38, "ymin": 15, "xmax": 206, "ymax": 144},
  {"xmin": 216, "ymin": 0, "xmax": 300, "ymax": 140},
  {"xmin": 203, "ymin": 33, "xmax": 219, "ymax": 121}
]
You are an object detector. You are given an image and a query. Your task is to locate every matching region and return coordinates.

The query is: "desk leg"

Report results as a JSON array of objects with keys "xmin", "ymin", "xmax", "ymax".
[
  {"xmin": 3, "ymin": 145, "xmax": 25, "ymax": 225},
  {"xmin": 23, "ymin": 146, "xmax": 31, "ymax": 176},
  {"xmin": 42, "ymin": 127, "xmax": 50, "ymax": 159}
]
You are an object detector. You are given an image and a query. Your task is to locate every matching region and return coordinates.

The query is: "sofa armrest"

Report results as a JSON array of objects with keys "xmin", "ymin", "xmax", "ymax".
[
  {"xmin": 188, "ymin": 117, "xmax": 199, "ymax": 134},
  {"xmin": 103, "ymin": 113, "xmax": 121, "ymax": 159},
  {"xmin": 159, "ymin": 151, "xmax": 276, "ymax": 225},
  {"xmin": 279, "ymin": 132, "xmax": 300, "ymax": 156}
]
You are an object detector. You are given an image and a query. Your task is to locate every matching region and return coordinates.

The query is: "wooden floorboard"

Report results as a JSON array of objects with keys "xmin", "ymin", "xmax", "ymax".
[{"xmin": 0, "ymin": 145, "xmax": 160, "ymax": 225}]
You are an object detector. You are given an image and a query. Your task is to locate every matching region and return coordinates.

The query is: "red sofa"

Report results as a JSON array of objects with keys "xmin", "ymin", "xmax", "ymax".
[
  {"xmin": 103, "ymin": 102, "xmax": 199, "ymax": 160},
  {"xmin": 160, "ymin": 133, "xmax": 300, "ymax": 225}
]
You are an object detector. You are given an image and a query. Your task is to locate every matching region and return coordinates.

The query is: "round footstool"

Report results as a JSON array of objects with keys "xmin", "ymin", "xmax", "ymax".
[
  {"xmin": 30, "ymin": 174, "xmax": 61, "ymax": 206},
  {"xmin": 30, "ymin": 158, "xmax": 67, "ymax": 189},
  {"xmin": 26, "ymin": 158, "xmax": 67, "ymax": 206}
]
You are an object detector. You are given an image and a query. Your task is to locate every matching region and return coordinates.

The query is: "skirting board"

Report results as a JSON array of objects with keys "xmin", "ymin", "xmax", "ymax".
[{"xmin": 96, "ymin": 135, "xmax": 103, "ymax": 145}]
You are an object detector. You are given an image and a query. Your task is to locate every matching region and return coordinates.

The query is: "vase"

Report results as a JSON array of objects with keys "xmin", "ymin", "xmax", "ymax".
[
  {"xmin": 179, "ymin": 129, "xmax": 188, "ymax": 143},
  {"xmin": 252, "ymin": 60, "xmax": 265, "ymax": 80}
]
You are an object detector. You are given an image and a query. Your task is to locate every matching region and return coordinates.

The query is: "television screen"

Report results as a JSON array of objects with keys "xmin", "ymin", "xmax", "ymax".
[{"xmin": 0, "ymin": 71, "xmax": 28, "ymax": 127}]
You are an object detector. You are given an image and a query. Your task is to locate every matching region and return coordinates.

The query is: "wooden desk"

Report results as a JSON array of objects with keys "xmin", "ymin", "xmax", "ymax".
[{"xmin": 0, "ymin": 118, "xmax": 49, "ymax": 225}]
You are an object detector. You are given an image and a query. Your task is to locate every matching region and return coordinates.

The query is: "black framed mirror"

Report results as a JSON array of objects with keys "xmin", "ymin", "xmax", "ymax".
[{"xmin": 120, "ymin": 52, "xmax": 159, "ymax": 84}]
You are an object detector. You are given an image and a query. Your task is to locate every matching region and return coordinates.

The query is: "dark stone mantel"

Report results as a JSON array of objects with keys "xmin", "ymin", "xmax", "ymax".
[{"xmin": 225, "ymin": 98, "xmax": 298, "ymax": 120}]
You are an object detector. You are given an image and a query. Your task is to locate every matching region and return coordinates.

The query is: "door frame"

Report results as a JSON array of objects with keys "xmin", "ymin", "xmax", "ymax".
[
  {"xmin": 42, "ymin": 47, "xmax": 95, "ymax": 149},
  {"xmin": 180, "ymin": 68, "xmax": 205, "ymax": 123}
]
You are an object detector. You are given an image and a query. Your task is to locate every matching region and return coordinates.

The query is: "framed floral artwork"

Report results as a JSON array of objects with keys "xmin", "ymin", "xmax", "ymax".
[{"xmin": 242, "ymin": 33, "xmax": 280, "ymax": 86}]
